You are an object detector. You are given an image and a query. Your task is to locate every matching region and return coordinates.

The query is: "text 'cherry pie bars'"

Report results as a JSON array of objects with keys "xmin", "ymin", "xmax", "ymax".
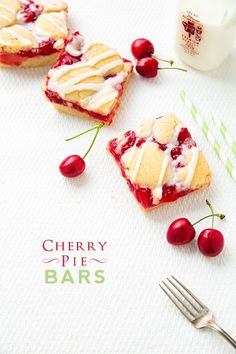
[
  {"xmin": 108, "ymin": 114, "xmax": 212, "ymax": 210},
  {"xmin": 0, "ymin": 0, "xmax": 68, "ymax": 68},
  {"xmin": 43, "ymin": 31, "xmax": 133, "ymax": 125}
]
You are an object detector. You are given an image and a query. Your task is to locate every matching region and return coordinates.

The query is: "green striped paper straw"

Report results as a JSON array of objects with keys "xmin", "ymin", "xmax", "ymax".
[
  {"xmin": 212, "ymin": 116, "xmax": 236, "ymax": 158},
  {"xmin": 180, "ymin": 89, "xmax": 236, "ymax": 183}
]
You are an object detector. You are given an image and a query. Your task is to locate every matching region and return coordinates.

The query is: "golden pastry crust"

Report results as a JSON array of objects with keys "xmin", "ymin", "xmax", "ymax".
[
  {"xmin": 152, "ymin": 113, "xmax": 181, "ymax": 144},
  {"xmin": 122, "ymin": 143, "xmax": 166, "ymax": 188}
]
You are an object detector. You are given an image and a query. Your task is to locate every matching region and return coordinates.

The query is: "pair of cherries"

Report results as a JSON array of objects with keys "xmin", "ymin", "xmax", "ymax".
[
  {"xmin": 131, "ymin": 38, "xmax": 187, "ymax": 78},
  {"xmin": 167, "ymin": 200, "xmax": 225, "ymax": 257},
  {"xmin": 59, "ymin": 123, "xmax": 103, "ymax": 178}
]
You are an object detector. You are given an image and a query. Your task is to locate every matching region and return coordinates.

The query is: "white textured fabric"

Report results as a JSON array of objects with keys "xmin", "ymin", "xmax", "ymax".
[{"xmin": 0, "ymin": 1, "xmax": 236, "ymax": 353}]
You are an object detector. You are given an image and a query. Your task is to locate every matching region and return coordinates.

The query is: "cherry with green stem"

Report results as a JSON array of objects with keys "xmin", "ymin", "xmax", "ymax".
[
  {"xmin": 167, "ymin": 200, "xmax": 225, "ymax": 246},
  {"xmin": 197, "ymin": 200, "xmax": 225, "ymax": 257},
  {"xmin": 136, "ymin": 57, "xmax": 187, "ymax": 78},
  {"xmin": 59, "ymin": 123, "xmax": 104, "ymax": 178},
  {"xmin": 131, "ymin": 38, "xmax": 174, "ymax": 65}
]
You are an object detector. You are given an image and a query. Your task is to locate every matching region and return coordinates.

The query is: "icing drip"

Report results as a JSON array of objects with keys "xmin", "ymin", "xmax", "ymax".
[
  {"xmin": 136, "ymin": 119, "xmax": 155, "ymax": 138},
  {"xmin": 65, "ymin": 34, "xmax": 101, "ymax": 59},
  {"xmin": 152, "ymin": 155, "xmax": 170, "ymax": 201}
]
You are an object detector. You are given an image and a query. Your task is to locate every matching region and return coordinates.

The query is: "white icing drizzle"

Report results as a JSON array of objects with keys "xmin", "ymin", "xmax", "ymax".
[
  {"xmin": 0, "ymin": 25, "xmax": 32, "ymax": 45},
  {"xmin": 0, "ymin": 13, "xmax": 11, "ymax": 22},
  {"xmin": 131, "ymin": 143, "xmax": 147, "ymax": 182},
  {"xmin": 152, "ymin": 154, "xmax": 170, "ymax": 201},
  {"xmin": 66, "ymin": 34, "xmax": 85, "ymax": 57},
  {"xmin": 184, "ymin": 146, "xmax": 199, "ymax": 186},
  {"xmin": 47, "ymin": 34, "xmax": 127, "ymax": 112},
  {"xmin": 81, "ymin": 86, "xmax": 117, "ymax": 110},
  {"xmin": 44, "ymin": 12, "xmax": 67, "ymax": 34}
]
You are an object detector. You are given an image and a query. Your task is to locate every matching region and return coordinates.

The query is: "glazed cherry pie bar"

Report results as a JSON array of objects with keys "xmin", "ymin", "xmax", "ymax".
[
  {"xmin": 108, "ymin": 114, "xmax": 212, "ymax": 210},
  {"xmin": 43, "ymin": 31, "xmax": 133, "ymax": 125},
  {"xmin": 0, "ymin": 0, "xmax": 68, "ymax": 67}
]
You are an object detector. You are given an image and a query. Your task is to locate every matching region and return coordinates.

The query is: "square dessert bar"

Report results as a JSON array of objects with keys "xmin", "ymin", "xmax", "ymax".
[
  {"xmin": 43, "ymin": 31, "xmax": 133, "ymax": 125},
  {"xmin": 0, "ymin": 0, "xmax": 68, "ymax": 68},
  {"xmin": 108, "ymin": 114, "xmax": 212, "ymax": 210}
]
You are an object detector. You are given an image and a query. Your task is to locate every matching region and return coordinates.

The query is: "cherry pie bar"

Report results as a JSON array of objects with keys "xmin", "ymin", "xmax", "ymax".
[
  {"xmin": 0, "ymin": 0, "xmax": 68, "ymax": 68},
  {"xmin": 108, "ymin": 114, "xmax": 212, "ymax": 210},
  {"xmin": 43, "ymin": 31, "xmax": 133, "ymax": 125}
]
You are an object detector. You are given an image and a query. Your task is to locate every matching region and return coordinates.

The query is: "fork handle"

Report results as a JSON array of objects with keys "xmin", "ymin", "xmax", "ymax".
[{"xmin": 207, "ymin": 321, "xmax": 236, "ymax": 349}]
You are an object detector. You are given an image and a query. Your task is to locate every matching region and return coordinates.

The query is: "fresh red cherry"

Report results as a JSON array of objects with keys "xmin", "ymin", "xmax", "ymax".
[
  {"xmin": 59, "ymin": 155, "xmax": 85, "ymax": 178},
  {"xmin": 136, "ymin": 57, "xmax": 187, "ymax": 78},
  {"xmin": 61, "ymin": 123, "xmax": 104, "ymax": 179},
  {"xmin": 136, "ymin": 57, "xmax": 159, "ymax": 78},
  {"xmin": 167, "ymin": 218, "xmax": 196, "ymax": 245},
  {"xmin": 198, "ymin": 229, "xmax": 224, "ymax": 257},
  {"xmin": 131, "ymin": 38, "xmax": 154, "ymax": 59}
]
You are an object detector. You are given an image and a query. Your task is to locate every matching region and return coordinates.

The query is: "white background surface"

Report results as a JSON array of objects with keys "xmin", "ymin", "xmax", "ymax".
[{"xmin": 1, "ymin": 0, "xmax": 236, "ymax": 353}]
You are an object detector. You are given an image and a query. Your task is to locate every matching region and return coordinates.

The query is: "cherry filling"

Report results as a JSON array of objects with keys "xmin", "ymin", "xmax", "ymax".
[
  {"xmin": 45, "ymin": 88, "xmax": 122, "ymax": 124},
  {"xmin": 0, "ymin": 39, "xmax": 59, "ymax": 65},
  {"xmin": 134, "ymin": 186, "xmax": 153, "ymax": 209},
  {"xmin": 53, "ymin": 52, "xmax": 79, "ymax": 68},
  {"xmin": 108, "ymin": 130, "xmax": 136, "ymax": 161},
  {"xmin": 171, "ymin": 147, "xmax": 182, "ymax": 160}
]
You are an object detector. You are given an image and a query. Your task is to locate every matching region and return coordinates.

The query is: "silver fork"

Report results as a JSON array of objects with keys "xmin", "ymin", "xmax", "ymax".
[{"xmin": 160, "ymin": 276, "xmax": 236, "ymax": 349}]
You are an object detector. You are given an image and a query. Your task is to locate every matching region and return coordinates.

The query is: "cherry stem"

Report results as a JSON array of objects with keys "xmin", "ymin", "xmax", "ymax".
[
  {"xmin": 82, "ymin": 124, "xmax": 103, "ymax": 159},
  {"xmin": 158, "ymin": 67, "xmax": 187, "ymax": 72},
  {"xmin": 192, "ymin": 213, "xmax": 225, "ymax": 226},
  {"xmin": 153, "ymin": 55, "xmax": 174, "ymax": 66},
  {"xmin": 65, "ymin": 124, "xmax": 102, "ymax": 142},
  {"xmin": 206, "ymin": 200, "xmax": 215, "ymax": 228}
]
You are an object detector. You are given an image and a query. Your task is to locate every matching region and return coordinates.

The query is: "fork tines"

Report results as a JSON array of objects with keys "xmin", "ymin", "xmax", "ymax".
[{"xmin": 159, "ymin": 276, "xmax": 206, "ymax": 321}]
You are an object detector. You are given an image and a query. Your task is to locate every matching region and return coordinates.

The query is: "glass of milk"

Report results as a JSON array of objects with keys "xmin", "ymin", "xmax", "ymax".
[{"xmin": 175, "ymin": 0, "xmax": 236, "ymax": 71}]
